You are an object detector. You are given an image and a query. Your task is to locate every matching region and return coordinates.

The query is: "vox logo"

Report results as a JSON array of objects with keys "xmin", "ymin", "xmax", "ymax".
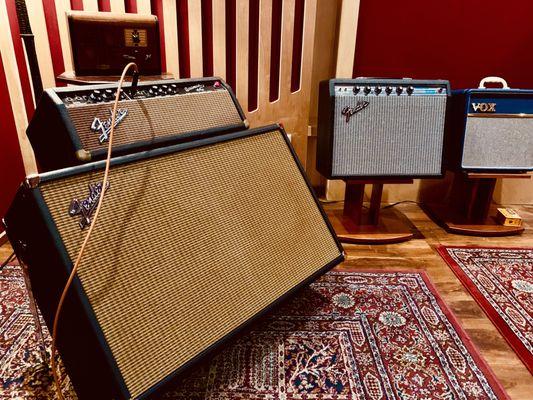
[{"xmin": 471, "ymin": 102, "xmax": 496, "ymax": 112}]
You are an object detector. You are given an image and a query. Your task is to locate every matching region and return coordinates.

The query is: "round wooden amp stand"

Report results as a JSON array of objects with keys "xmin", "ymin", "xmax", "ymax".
[
  {"xmin": 424, "ymin": 172, "xmax": 531, "ymax": 236},
  {"xmin": 326, "ymin": 179, "xmax": 415, "ymax": 244}
]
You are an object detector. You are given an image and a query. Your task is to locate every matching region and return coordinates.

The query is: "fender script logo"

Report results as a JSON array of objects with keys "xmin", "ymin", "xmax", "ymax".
[
  {"xmin": 341, "ymin": 101, "xmax": 370, "ymax": 122},
  {"xmin": 69, "ymin": 182, "xmax": 110, "ymax": 229},
  {"xmin": 91, "ymin": 108, "xmax": 128, "ymax": 144}
]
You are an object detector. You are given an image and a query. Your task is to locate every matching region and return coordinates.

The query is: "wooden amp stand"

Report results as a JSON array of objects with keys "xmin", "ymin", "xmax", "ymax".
[
  {"xmin": 326, "ymin": 179, "xmax": 415, "ymax": 244},
  {"xmin": 424, "ymin": 172, "xmax": 531, "ymax": 236}
]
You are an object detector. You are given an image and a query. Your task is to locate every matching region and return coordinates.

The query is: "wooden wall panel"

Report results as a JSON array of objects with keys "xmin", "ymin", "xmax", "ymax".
[
  {"xmin": 162, "ymin": 0, "xmax": 180, "ymax": 77},
  {"xmin": 211, "ymin": 0, "xmax": 226, "ymax": 79},
  {"xmin": 187, "ymin": 0, "xmax": 203, "ymax": 77},
  {"xmin": 235, "ymin": 0, "xmax": 249, "ymax": 111},
  {"xmin": 25, "ymin": 0, "xmax": 56, "ymax": 89},
  {"xmin": 0, "ymin": 0, "xmax": 37, "ymax": 176}
]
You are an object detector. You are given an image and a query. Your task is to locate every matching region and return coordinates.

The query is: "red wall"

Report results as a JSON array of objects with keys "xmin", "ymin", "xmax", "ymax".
[
  {"xmin": 353, "ymin": 0, "xmax": 533, "ymax": 89},
  {"xmin": 0, "ymin": 56, "xmax": 25, "ymax": 225}
]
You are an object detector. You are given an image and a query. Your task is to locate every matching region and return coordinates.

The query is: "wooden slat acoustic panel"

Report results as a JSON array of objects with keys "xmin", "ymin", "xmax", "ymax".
[{"xmin": 3, "ymin": 0, "xmax": 348, "ymax": 221}]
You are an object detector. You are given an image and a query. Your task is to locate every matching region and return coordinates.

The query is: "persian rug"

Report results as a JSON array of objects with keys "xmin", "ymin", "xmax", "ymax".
[
  {"xmin": 438, "ymin": 246, "xmax": 533, "ymax": 374},
  {"xmin": 1, "ymin": 264, "xmax": 508, "ymax": 399}
]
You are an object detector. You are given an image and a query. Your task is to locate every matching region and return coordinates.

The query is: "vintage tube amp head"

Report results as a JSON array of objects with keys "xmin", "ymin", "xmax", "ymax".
[{"xmin": 27, "ymin": 77, "xmax": 247, "ymax": 171}]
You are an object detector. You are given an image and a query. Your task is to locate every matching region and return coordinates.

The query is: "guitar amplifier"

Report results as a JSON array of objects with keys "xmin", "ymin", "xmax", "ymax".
[
  {"xmin": 317, "ymin": 78, "xmax": 450, "ymax": 178},
  {"xmin": 68, "ymin": 11, "xmax": 161, "ymax": 76},
  {"xmin": 4, "ymin": 125, "xmax": 343, "ymax": 399},
  {"xmin": 446, "ymin": 77, "xmax": 533, "ymax": 172},
  {"xmin": 27, "ymin": 77, "xmax": 247, "ymax": 171}
]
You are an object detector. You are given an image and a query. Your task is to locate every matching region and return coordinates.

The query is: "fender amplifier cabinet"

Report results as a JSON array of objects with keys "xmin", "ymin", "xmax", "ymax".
[
  {"xmin": 317, "ymin": 78, "xmax": 450, "ymax": 178},
  {"xmin": 4, "ymin": 125, "xmax": 344, "ymax": 399},
  {"xmin": 27, "ymin": 77, "xmax": 247, "ymax": 171},
  {"xmin": 445, "ymin": 77, "xmax": 533, "ymax": 172},
  {"xmin": 68, "ymin": 11, "xmax": 161, "ymax": 75}
]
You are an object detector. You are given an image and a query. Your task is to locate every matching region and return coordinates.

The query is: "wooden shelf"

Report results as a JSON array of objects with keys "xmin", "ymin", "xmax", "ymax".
[
  {"xmin": 465, "ymin": 172, "xmax": 531, "ymax": 180},
  {"xmin": 424, "ymin": 203, "xmax": 524, "ymax": 236},
  {"xmin": 423, "ymin": 171, "xmax": 527, "ymax": 237},
  {"xmin": 57, "ymin": 71, "xmax": 175, "ymax": 85},
  {"xmin": 327, "ymin": 207, "xmax": 414, "ymax": 244},
  {"xmin": 326, "ymin": 179, "xmax": 415, "ymax": 244}
]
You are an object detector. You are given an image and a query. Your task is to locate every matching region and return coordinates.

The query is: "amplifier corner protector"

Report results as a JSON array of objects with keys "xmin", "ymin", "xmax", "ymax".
[
  {"xmin": 244, "ymin": 119, "xmax": 250, "ymax": 129},
  {"xmin": 76, "ymin": 149, "xmax": 92, "ymax": 162},
  {"xmin": 25, "ymin": 174, "xmax": 40, "ymax": 188}
]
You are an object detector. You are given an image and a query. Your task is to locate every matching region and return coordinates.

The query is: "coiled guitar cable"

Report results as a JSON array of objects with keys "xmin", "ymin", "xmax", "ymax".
[{"xmin": 51, "ymin": 62, "xmax": 139, "ymax": 400}]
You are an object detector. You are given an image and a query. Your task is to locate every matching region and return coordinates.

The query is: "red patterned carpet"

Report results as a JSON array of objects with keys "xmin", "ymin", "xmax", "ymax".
[
  {"xmin": 439, "ymin": 246, "xmax": 533, "ymax": 374},
  {"xmin": 1, "ymin": 265, "xmax": 508, "ymax": 399}
]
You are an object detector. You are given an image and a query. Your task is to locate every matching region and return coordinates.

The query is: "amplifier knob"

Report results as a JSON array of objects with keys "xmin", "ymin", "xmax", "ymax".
[
  {"xmin": 353, "ymin": 86, "xmax": 361, "ymax": 94},
  {"xmin": 363, "ymin": 86, "xmax": 371, "ymax": 95},
  {"xmin": 149, "ymin": 85, "xmax": 159, "ymax": 96},
  {"xmin": 102, "ymin": 89, "xmax": 114, "ymax": 101},
  {"xmin": 374, "ymin": 86, "xmax": 382, "ymax": 95},
  {"xmin": 406, "ymin": 86, "xmax": 414, "ymax": 95},
  {"xmin": 89, "ymin": 90, "xmax": 102, "ymax": 102},
  {"xmin": 396, "ymin": 86, "xmax": 403, "ymax": 95},
  {"xmin": 385, "ymin": 86, "xmax": 393, "ymax": 95}
]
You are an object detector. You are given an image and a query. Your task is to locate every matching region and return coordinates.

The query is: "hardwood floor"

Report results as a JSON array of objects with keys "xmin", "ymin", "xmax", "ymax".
[{"xmin": 1, "ymin": 204, "xmax": 532, "ymax": 398}]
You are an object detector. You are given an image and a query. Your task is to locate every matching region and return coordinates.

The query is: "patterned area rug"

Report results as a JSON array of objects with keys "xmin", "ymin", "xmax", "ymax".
[
  {"xmin": 439, "ymin": 246, "xmax": 533, "ymax": 374},
  {"xmin": 1, "ymin": 265, "xmax": 508, "ymax": 399}
]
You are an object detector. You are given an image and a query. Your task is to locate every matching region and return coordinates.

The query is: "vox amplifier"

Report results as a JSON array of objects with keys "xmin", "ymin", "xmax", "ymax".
[
  {"xmin": 317, "ymin": 78, "xmax": 450, "ymax": 178},
  {"xmin": 27, "ymin": 77, "xmax": 247, "ymax": 171},
  {"xmin": 68, "ymin": 11, "xmax": 161, "ymax": 76},
  {"xmin": 446, "ymin": 77, "xmax": 533, "ymax": 172},
  {"xmin": 4, "ymin": 125, "xmax": 343, "ymax": 399}
]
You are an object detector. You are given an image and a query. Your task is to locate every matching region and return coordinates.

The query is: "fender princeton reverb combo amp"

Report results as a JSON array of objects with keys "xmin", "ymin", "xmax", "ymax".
[
  {"xmin": 4, "ymin": 124, "xmax": 344, "ymax": 399},
  {"xmin": 446, "ymin": 76, "xmax": 533, "ymax": 172},
  {"xmin": 317, "ymin": 78, "xmax": 450, "ymax": 178},
  {"xmin": 28, "ymin": 77, "xmax": 247, "ymax": 171}
]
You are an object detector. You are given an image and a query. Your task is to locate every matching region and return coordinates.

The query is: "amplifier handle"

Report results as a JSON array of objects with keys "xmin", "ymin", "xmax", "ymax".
[{"xmin": 478, "ymin": 76, "xmax": 510, "ymax": 89}]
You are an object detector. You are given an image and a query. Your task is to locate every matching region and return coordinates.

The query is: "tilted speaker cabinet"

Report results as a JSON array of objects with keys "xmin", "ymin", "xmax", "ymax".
[
  {"xmin": 27, "ymin": 77, "xmax": 247, "ymax": 171},
  {"xmin": 4, "ymin": 125, "xmax": 343, "ymax": 399},
  {"xmin": 317, "ymin": 78, "xmax": 450, "ymax": 178}
]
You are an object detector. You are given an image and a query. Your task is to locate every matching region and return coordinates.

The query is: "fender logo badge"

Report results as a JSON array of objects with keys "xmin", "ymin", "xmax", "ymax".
[
  {"xmin": 69, "ymin": 182, "xmax": 110, "ymax": 230},
  {"xmin": 91, "ymin": 108, "xmax": 128, "ymax": 144},
  {"xmin": 341, "ymin": 101, "xmax": 370, "ymax": 122}
]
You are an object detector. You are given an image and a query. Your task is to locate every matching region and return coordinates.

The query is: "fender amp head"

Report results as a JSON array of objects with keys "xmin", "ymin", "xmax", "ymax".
[
  {"xmin": 27, "ymin": 77, "xmax": 247, "ymax": 171},
  {"xmin": 446, "ymin": 77, "xmax": 533, "ymax": 172},
  {"xmin": 4, "ymin": 125, "xmax": 343, "ymax": 399},
  {"xmin": 317, "ymin": 78, "xmax": 450, "ymax": 178}
]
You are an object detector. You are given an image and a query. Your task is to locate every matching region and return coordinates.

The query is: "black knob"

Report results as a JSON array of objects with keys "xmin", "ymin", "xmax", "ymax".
[
  {"xmin": 406, "ymin": 86, "xmax": 414, "ymax": 95},
  {"xmin": 385, "ymin": 86, "xmax": 393, "ymax": 95},
  {"xmin": 353, "ymin": 86, "xmax": 361, "ymax": 94},
  {"xmin": 89, "ymin": 90, "xmax": 102, "ymax": 102},
  {"xmin": 363, "ymin": 86, "xmax": 371, "ymax": 95},
  {"xmin": 374, "ymin": 86, "xmax": 382, "ymax": 95},
  {"xmin": 102, "ymin": 89, "xmax": 114, "ymax": 101},
  {"xmin": 149, "ymin": 85, "xmax": 158, "ymax": 96},
  {"xmin": 396, "ymin": 86, "xmax": 403, "ymax": 95}
]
